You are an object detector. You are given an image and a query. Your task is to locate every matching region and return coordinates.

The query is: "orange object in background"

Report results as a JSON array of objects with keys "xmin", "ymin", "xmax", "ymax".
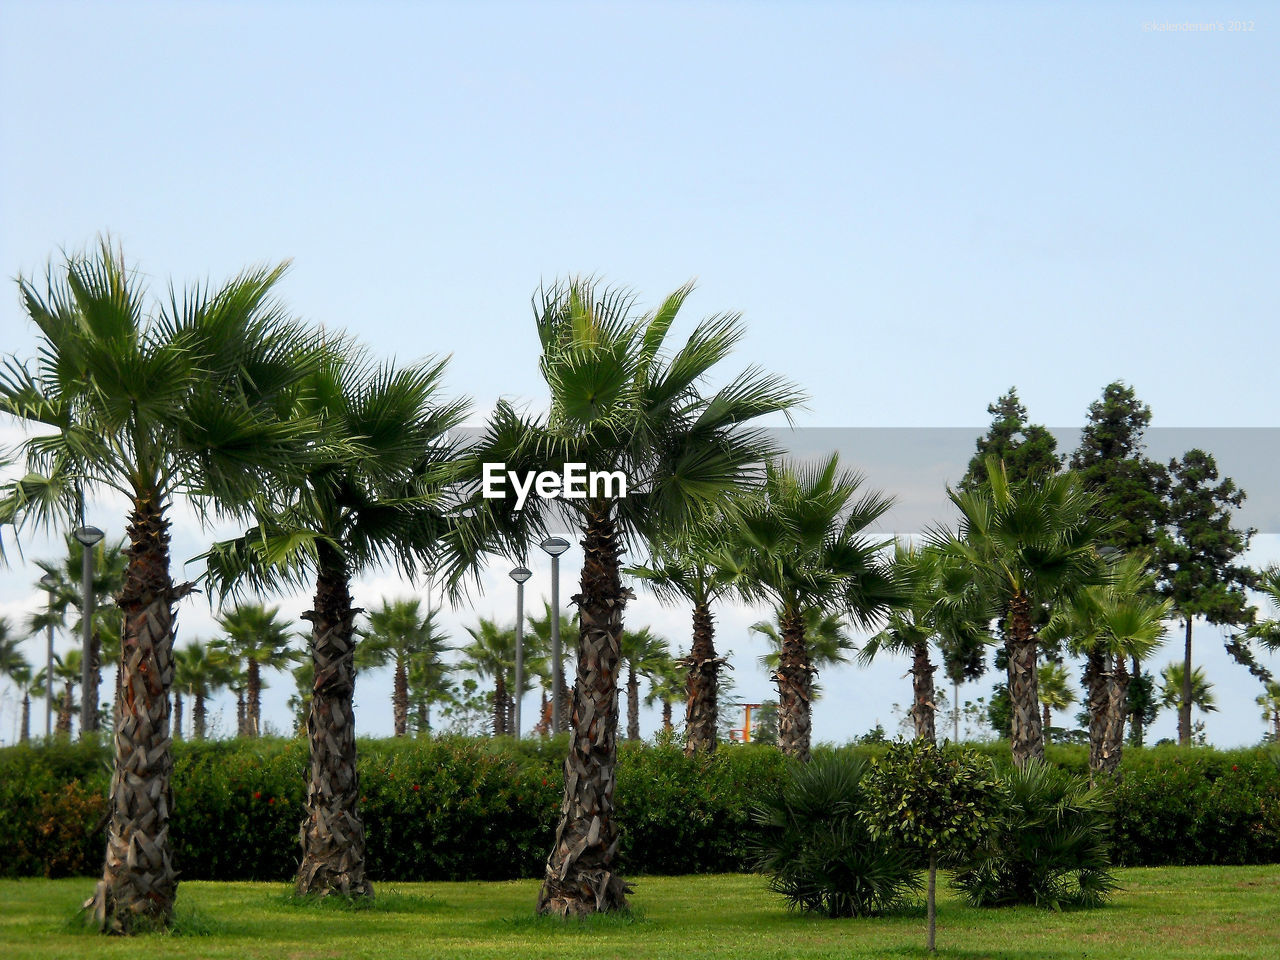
[{"xmin": 728, "ymin": 703, "xmax": 764, "ymax": 742}]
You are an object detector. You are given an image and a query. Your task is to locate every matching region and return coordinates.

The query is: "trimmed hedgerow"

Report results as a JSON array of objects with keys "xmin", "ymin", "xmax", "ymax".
[{"xmin": 2, "ymin": 737, "xmax": 1277, "ymax": 879}]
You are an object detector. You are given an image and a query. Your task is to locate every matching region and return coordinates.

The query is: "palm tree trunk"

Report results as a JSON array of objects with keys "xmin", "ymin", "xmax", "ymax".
[
  {"xmin": 194, "ymin": 691, "xmax": 207, "ymax": 741},
  {"xmin": 909, "ymin": 640, "xmax": 937, "ymax": 743},
  {"xmin": 247, "ymin": 658, "xmax": 261, "ymax": 738},
  {"xmin": 83, "ymin": 628, "xmax": 102, "ymax": 734},
  {"xmin": 1101, "ymin": 656, "xmax": 1129, "ymax": 777},
  {"xmin": 1128, "ymin": 656, "xmax": 1145, "ymax": 746},
  {"xmin": 57, "ymin": 683, "xmax": 74, "ymax": 737},
  {"xmin": 775, "ymin": 607, "xmax": 813, "ymax": 763},
  {"xmin": 684, "ymin": 602, "xmax": 720, "ymax": 755},
  {"xmin": 1179, "ymin": 619, "xmax": 1193, "ymax": 746},
  {"xmin": 21, "ymin": 692, "xmax": 31, "ymax": 742},
  {"xmin": 537, "ymin": 509, "xmax": 631, "ymax": 916},
  {"xmin": 1042, "ymin": 702, "xmax": 1051, "ymax": 735},
  {"xmin": 1084, "ymin": 648, "xmax": 1108, "ymax": 776},
  {"xmin": 236, "ymin": 687, "xmax": 246, "ymax": 737},
  {"xmin": 173, "ymin": 690, "xmax": 184, "ymax": 741},
  {"xmin": 87, "ymin": 495, "xmax": 183, "ymax": 933},
  {"xmin": 626, "ymin": 664, "xmax": 640, "ymax": 741},
  {"xmin": 494, "ymin": 674, "xmax": 508, "ymax": 737},
  {"xmin": 1005, "ymin": 593, "xmax": 1045, "ymax": 768},
  {"xmin": 297, "ymin": 550, "xmax": 371, "ymax": 897},
  {"xmin": 662, "ymin": 699, "xmax": 672, "ymax": 730},
  {"xmin": 393, "ymin": 657, "xmax": 408, "ymax": 737}
]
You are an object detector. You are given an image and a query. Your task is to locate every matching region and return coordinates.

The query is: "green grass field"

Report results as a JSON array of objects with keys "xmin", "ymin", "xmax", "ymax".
[{"xmin": 2, "ymin": 867, "xmax": 1277, "ymax": 959}]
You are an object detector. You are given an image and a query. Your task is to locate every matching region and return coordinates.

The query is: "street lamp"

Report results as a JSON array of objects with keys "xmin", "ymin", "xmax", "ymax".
[
  {"xmin": 39, "ymin": 572, "xmax": 57, "ymax": 738},
  {"xmin": 74, "ymin": 526, "xmax": 104, "ymax": 735},
  {"xmin": 509, "ymin": 565, "xmax": 532, "ymax": 739},
  {"xmin": 539, "ymin": 536, "xmax": 571, "ymax": 733}
]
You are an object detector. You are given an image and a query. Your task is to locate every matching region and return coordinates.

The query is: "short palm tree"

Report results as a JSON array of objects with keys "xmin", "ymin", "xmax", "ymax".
[
  {"xmin": 629, "ymin": 515, "xmax": 743, "ymax": 754},
  {"xmin": 173, "ymin": 639, "xmax": 232, "ymax": 741},
  {"xmin": 931, "ymin": 456, "xmax": 1112, "ymax": 767},
  {"xmin": 358, "ymin": 599, "xmax": 450, "ymax": 737},
  {"xmin": 858, "ymin": 543, "xmax": 992, "ymax": 743},
  {"xmin": 204, "ymin": 342, "xmax": 468, "ymax": 898},
  {"xmin": 1159, "ymin": 662, "xmax": 1217, "ymax": 725},
  {"xmin": 1257, "ymin": 680, "xmax": 1280, "ymax": 742},
  {"xmin": 0, "ymin": 625, "xmax": 34, "ymax": 742},
  {"xmin": 1036, "ymin": 661, "xmax": 1076, "ymax": 735},
  {"xmin": 0, "ymin": 241, "xmax": 323, "ymax": 931},
  {"xmin": 643, "ymin": 653, "xmax": 686, "ymax": 732},
  {"xmin": 735, "ymin": 454, "xmax": 900, "ymax": 762},
  {"xmin": 464, "ymin": 279, "xmax": 800, "ymax": 915},
  {"xmin": 407, "ymin": 634, "xmax": 454, "ymax": 737},
  {"xmin": 214, "ymin": 603, "xmax": 299, "ymax": 738},
  {"xmin": 619, "ymin": 627, "xmax": 671, "ymax": 741},
  {"xmin": 50, "ymin": 649, "xmax": 82, "ymax": 737},
  {"xmin": 460, "ymin": 617, "xmax": 530, "ymax": 736},
  {"xmin": 524, "ymin": 601, "xmax": 576, "ymax": 734},
  {"xmin": 753, "ymin": 606, "xmax": 857, "ymax": 702},
  {"xmin": 1041, "ymin": 552, "xmax": 1169, "ymax": 775}
]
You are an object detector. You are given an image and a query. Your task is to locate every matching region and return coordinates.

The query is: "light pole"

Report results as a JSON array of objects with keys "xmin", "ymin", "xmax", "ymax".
[
  {"xmin": 540, "ymin": 536, "xmax": 571, "ymax": 733},
  {"xmin": 39, "ymin": 572, "xmax": 57, "ymax": 738},
  {"xmin": 74, "ymin": 525, "xmax": 104, "ymax": 735},
  {"xmin": 509, "ymin": 565, "xmax": 532, "ymax": 739}
]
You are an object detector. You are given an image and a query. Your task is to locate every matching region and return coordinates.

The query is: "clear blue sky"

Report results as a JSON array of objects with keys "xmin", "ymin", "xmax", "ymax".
[{"xmin": 1, "ymin": 1, "xmax": 1277, "ymax": 745}]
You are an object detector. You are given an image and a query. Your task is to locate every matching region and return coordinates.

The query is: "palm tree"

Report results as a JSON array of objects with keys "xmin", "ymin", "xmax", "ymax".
[
  {"xmin": 205, "ymin": 342, "xmax": 469, "ymax": 897},
  {"xmin": 174, "ymin": 639, "xmax": 231, "ymax": 741},
  {"xmin": 629, "ymin": 516, "xmax": 742, "ymax": 754},
  {"xmin": 735, "ymin": 454, "xmax": 900, "ymax": 762},
  {"xmin": 618, "ymin": 627, "xmax": 671, "ymax": 741},
  {"xmin": 0, "ymin": 624, "xmax": 33, "ymax": 743},
  {"xmin": 407, "ymin": 638, "xmax": 454, "ymax": 737},
  {"xmin": 1257, "ymin": 680, "xmax": 1280, "ymax": 742},
  {"xmin": 524, "ymin": 601, "xmax": 576, "ymax": 734},
  {"xmin": 465, "ymin": 279, "xmax": 800, "ymax": 915},
  {"xmin": 1042, "ymin": 552, "xmax": 1169, "ymax": 776},
  {"xmin": 643, "ymin": 654, "xmax": 685, "ymax": 733},
  {"xmin": 0, "ymin": 242, "xmax": 323, "ymax": 932},
  {"xmin": 1036, "ymin": 661, "xmax": 1076, "ymax": 736},
  {"xmin": 858, "ymin": 544, "xmax": 992, "ymax": 743},
  {"xmin": 51, "ymin": 650, "xmax": 83, "ymax": 737},
  {"xmin": 931, "ymin": 456, "xmax": 1111, "ymax": 768},
  {"xmin": 214, "ymin": 603, "xmax": 299, "ymax": 738},
  {"xmin": 459, "ymin": 617, "xmax": 528, "ymax": 736},
  {"xmin": 752, "ymin": 606, "xmax": 858, "ymax": 702},
  {"xmin": 1159, "ymin": 662, "xmax": 1217, "ymax": 732},
  {"xmin": 358, "ymin": 599, "xmax": 451, "ymax": 737}
]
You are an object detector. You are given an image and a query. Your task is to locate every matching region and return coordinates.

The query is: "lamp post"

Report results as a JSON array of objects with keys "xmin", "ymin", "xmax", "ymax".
[
  {"xmin": 39, "ymin": 572, "xmax": 57, "ymax": 738},
  {"xmin": 509, "ymin": 565, "xmax": 532, "ymax": 739},
  {"xmin": 74, "ymin": 525, "xmax": 105, "ymax": 735},
  {"xmin": 539, "ymin": 536, "xmax": 571, "ymax": 733}
]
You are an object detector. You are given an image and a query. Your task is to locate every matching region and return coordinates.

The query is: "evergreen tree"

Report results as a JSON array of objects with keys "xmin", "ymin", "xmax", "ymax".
[{"xmin": 960, "ymin": 388, "xmax": 1062, "ymax": 490}]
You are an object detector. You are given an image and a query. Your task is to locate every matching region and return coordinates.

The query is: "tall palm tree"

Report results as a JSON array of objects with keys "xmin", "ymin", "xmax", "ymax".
[
  {"xmin": 752, "ymin": 606, "xmax": 857, "ymax": 702},
  {"xmin": 173, "ymin": 639, "xmax": 231, "ymax": 741},
  {"xmin": 32, "ymin": 535, "xmax": 127, "ymax": 736},
  {"xmin": 0, "ymin": 625, "xmax": 33, "ymax": 743},
  {"xmin": 1036, "ymin": 661, "xmax": 1076, "ymax": 735},
  {"xmin": 735, "ymin": 454, "xmax": 900, "ymax": 762},
  {"xmin": 931, "ymin": 456, "xmax": 1112, "ymax": 768},
  {"xmin": 204, "ymin": 344, "xmax": 468, "ymax": 898},
  {"xmin": 214, "ymin": 602, "xmax": 299, "ymax": 738},
  {"xmin": 464, "ymin": 279, "xmax": 800, "ymax": 915},
  {"xmin": 629, "ymin": 516, "xmax": 742, "ymax": 754},
  {"xmin": 1159, "ymin": 662, "xmax": 1217, "ymax": 730},
  {"xmin": 1042, "ymin": 552, "xmax": 1169, "ymax": 776},
  {"xmin": 358, "ymin": 599, "xmax": 450, "ymax": 737},
  {"xmin": 858, "ymin": 544, "xmax": 992, "ymax": 743},
  {"xmin": 0, "ymin": 241, "xmax": 323, "ymax": 932},
  {"xmin": 1257, "ymin": 680, "xmax": 1280, "ymax": 742},
  {"xmin": 618, "ymin": 627, "xmax": 671, "ymax": 741}
]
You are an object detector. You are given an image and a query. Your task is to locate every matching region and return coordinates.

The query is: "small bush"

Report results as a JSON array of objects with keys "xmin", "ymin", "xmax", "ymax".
[
  {"xmin": 751, "ymin": 754, "xmax": 921, "ymax": 917},
  {"xmin": 951, "ymin": 760, "xmax": 1117, "ymax": 909}
]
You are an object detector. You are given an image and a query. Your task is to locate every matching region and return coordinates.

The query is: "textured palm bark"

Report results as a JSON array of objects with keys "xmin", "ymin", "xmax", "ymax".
[
  {"xmin": 775, "ymin": 608, "xmax": 813, "ymax": 763},
  {"xmin": 1179, "ymin": 619, "xmax": 1193, "ymax": 746},
  {"xmin": 909, "ymin": 640, "xmax": 937, "ymax": 743},
  {"xmin": 1100, "ymin": 656, "xmax": 1129, "ymax": 777},
  {"xmin": 57, "ymin": 683, "xmax": 74, "ymax": 737},
  {"xmin": 626, "ymin": 664, "xmax": 640, "ymax": 741},
  {"xmin": 235, "ymin": 688, "xmax": 247, "ymax": 737},
  {"xmin": 537, "ymin": 511, "xmax": 632, "ymax": 916},
  {"xmin": 1084, "ymin": 647, "xmax": 1108, "ymax": 776},
  {"xmin": 193, "ymin": 692, "xmax": 207, "ymax": 741},
  {"xmin": 393, "ymin": 657, "xmax": 408, "ymax": 737},
  {"xmin": 172, "ymin": 692, "xmax": 184, "ymax": 741},
  {"xmin": 86, "ymin": 495, "xmax": 184, "ymax": 933},
  {"xmin": 683, "ymin": 602, "xmax": 722, "ymax": 756},
  {"xmin": 662, "ymin": 700, "xmax": 672, "ymax": 730},
  {"xmin": 247, "ymin": 659, "xmax": 262, "ymax": 738},
  {"xmin": 1005, "ymin": 594, "xmax": 1045, "ymax": 768},
  {"xmin": 83, "ymin": 629, "xmax": 102, "ymax": 734},
  {"xmin": 297, "ymin": 550, "xmax": 371, "ymax": 898},
  {"xmin": 493, "ymin": 674, "xmax": 509, "ymax": 737},
  {"xmin": 21, "ymin": 693, "xmax": 30, "ymax": 742},
  {"xmin": 1128, "ymin": 656, "xmax": 1145, "ymax": 746}
]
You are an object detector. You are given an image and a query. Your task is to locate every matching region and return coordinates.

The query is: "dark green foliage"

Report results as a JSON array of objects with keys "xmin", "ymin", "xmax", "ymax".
[
  {"xmin": 951, "ymin": 760, "xmax": 1117, "ymax": 909},
  {"xmin": 751, "ymin": 754, "xmax": 921, "ymax": 917},
  {"xmin": 960, "ymin": 388, "xmax": 1062, "ymax": 490}
]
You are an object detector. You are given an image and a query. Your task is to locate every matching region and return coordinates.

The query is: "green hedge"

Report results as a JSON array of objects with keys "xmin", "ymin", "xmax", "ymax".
[{"xmin": 2, "ymin": 737, "xmax": 1277, "ymax": 880}]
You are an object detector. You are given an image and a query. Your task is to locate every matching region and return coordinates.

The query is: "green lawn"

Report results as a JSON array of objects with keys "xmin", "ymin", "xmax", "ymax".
[{"xmin": 1, "ymin": 867, "xmax": 1277, "ymax": 959}]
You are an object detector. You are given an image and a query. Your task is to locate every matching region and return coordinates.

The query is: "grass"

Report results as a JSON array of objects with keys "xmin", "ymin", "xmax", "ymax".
[{"xmin": 1, "ymin": 868, "xmax": 1278, "ymax": 959}]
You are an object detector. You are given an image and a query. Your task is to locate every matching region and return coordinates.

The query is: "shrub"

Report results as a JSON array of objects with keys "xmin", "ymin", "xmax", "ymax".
[
  {"xmin": 751, "ymin": 754, "xmax": 921, "ymax": 917},
  {"xmin": 951, "ymin": 760, "xmax": 1117, "ymax": 909}
]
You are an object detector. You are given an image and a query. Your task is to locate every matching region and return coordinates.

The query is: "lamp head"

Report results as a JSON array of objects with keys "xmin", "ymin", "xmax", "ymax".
[
  {"xmin": 540, "ymin": 536, "xmax": 571, "ymax": 558},
  {"xmin": 509, "ymin": 565, "xmax": 533, "ymax": 584},
  {"xmin": 74, "ymin": 525, "xmax": 105, "ymax": 547},
  {"xmin": 39, "ymin": 573, "xmax": 58, "ymax": 590}
]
